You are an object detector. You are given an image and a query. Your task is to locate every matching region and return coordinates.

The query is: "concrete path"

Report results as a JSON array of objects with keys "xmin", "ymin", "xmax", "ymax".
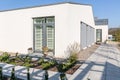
[{"xmin": 69, "ymin": 43, "xmax": 120, "ymax": 80}]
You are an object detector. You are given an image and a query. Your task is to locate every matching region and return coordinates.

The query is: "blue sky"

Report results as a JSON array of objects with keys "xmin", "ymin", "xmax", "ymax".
[{"xmin": 0, "ymin": 0, "xmax": 119, "ymax": 28}]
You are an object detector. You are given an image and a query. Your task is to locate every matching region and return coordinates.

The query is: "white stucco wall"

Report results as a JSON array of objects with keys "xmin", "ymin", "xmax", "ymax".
[
  {"xmin": 66, "ymin": 4, "xmax": 95, "ymax": 50},
  {"xmin": 0, "ymin": 3, "xmax": 69, "ymax": 56},
  {"xmin": 0, "ymin": 3, "xmax": 95, "ymax": 58},
  {"xmin": 95, "ymin": 25, "xmax": 108, "ymax": 42}
]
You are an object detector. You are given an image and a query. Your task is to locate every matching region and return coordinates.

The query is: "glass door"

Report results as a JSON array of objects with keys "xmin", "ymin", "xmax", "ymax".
[
  {"xmin": 34, "ymin": 25, "xmax": 42, "ymax": 52},
  {"xmin": 96, "ymin": 29, "xmax": 102, "ymax": 42},
  {"xmin": 46, "ymin": 25, "xmax": 54, "ymax": 51},
  {"xmin": 33, "ymin": 17, "xmax": 55, "ymax": 53}
]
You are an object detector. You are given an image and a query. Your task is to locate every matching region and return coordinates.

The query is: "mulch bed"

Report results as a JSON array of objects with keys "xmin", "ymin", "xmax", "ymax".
[
  {"xmin": 65, "ymin": 64, "xmax": 81, "ymax": 74},
  {"xmin": 34, "ymin": 63, "xmax": 81, "ymax": 75},
  {"xmin": 0, "ymin": 44, "xmax": 99, "ymax": 76},
  {"xmin": 34, "ymin": 65, "xmax": 43, "ymax": 69},
  {"xmin": 48, "ymin": 66, "xmax": 58, "ymax": 72}
]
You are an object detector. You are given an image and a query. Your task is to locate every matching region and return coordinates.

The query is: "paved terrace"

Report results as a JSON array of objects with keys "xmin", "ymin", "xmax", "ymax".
[
  {"xmin": 0, "ymin": 43, "xmax": 120, "ymax": 80},
  {"xmin": 70, "ymin": 43, "xmax": 120, "ymax": 80}
]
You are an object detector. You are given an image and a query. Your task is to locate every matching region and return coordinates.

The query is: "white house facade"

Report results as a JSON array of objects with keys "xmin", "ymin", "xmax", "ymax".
[
  {"xmin": 95, "ymin": 18, "xmax": 108, "ymax": 42},
  {"xmin": 0, "ymin": 2, "xmax": 108, "ymax": 58}
]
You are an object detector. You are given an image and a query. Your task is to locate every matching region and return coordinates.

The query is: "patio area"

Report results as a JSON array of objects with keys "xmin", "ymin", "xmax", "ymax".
[
  {"xmin": 0, "ymin": 42, "xmax": 120, "ymax": 80},
  {"xmin": 69, "ymin": 43, "xmax": 120, "ymax": 80}
]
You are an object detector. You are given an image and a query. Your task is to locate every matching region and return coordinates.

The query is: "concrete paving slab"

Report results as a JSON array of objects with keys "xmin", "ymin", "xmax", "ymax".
[{"xmin": 69, "ymin": 44, "xmax": 120, "ymax": 80}]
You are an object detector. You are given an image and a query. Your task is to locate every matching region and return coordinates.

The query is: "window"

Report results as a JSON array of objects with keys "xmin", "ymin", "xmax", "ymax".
[
  {"xmin": 96, "ymin": 29, "xmax": 102, "ymax": 42},
  {"xmin": 35, "ymin": 25, "xmax": 42, "ymax": 51},
  {"xmin": 33, "ymin": 17, "xmax": 55, "ymax": 52},
  {"xmin": 46, "ymin": 17, "xmax": 54, "ymax": 23},
  {"xmin": 34, "ymin": 18, "xmax": 45, "ymax": 24},
  {"xmin": 47, "ymin": 26, "xmax": 54, "ymax": 50}
]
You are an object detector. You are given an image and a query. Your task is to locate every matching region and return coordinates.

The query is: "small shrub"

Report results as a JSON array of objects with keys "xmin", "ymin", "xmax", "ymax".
[
  {"xmin": 57, "ymin": 64, "xmax": 65, "ymax": 72},
  {"xmin": 69, "ymin": 53, "xmax": 77, "ymax": 64},
  {"xmin": 60, "ymin": 73, "xmax": 67, "ymax": 80},
  {"xmin": 0, "ymin": 52, "xmax": 10, "ymax": 63},
  {"xmin": 21, "ymin": 56, "xmax": 33, "ymax": 67},
  {"xmin": 57, "ymin": 63, "xmax": 63, "ymax": 72},
  {"xmin": 24, "ymin": 56, "xmax": 31, "ymax": 63},
  {"xmin": 49, "ymin": 60, "xmax": 56, "ymax": 65},
  {"xmin": 38, "ymin": 58, "xmax": 44, "ymax": 65},
  {"xmin": 53, "ymin": 59, "xmax": 58, "ymax": 65},
  {"xmin": 23, "ymin": 62, "xmax": 33, "ymax": 67},
  {"xmin": 19, "ymin": 55, "xmax": 31, "ymax": 63},
  {"xmin": 62, "ymin": 62, "xmax": 73, "ymax": 71},
  {"xmin": 56, "ymin": 54, "xmax": 77, "ymax": 72},
  {"xmin": 42, "ymin": 61, "xmax": 56, "ymax": 70},
  {"xmin": 42, "ymin": 62, "xmax": 51, "ymax": 70},
  {"xmin": 62, "ymin": 64, "xmax": 68, "ymax": 71}
]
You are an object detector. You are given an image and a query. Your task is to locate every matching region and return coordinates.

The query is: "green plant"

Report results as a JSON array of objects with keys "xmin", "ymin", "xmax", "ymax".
[
  {"xmin": 21, "ymin": 55, "xmax": 33, "ymax": 67},
  {"xmin": 60, "ymin": 73, "xmax": 67, "ymax": 80},
  {"xmin": 9, "ymin": 56, "xmax": 22, "ymax": 65},
  {"xmin": 10, "ymin": 62, "xmax": 16, "ymax": 65},
  {"xmin": 38, "ymin": 58, "xmax": 44, "ymax": 65},
  {"xmin": 69, "ymin": 53, "xmax": 77, "ymax": 64},
  {"xmin": 0, "ymin": 52, "xmax": 10, "ymax": 63},
  {"xmin": 49, "ymin": 60, "xmax": 55, "ymax": 65},
  {"xmin": 44, "ymin": 70, "xmax": 48, "ymax": 80},
  {"xmin": 42, "ymin": 62, "xmax": 51, "ymax": 70},
  {"xmin": 63, "ymin": 55, "xmax": 77, "ymax": 71},
  {"xmin": 56, "ymin": 61, "xmax": 68, "ymax": 76},
  {"xmin": 10, "ymin": 67, "xmax": 16, "ymax": 80},
  {"xmin": 27, "ymin": 67, "xmax": 30, "ymax": 80},
  {"xmin": 61, "ymin": 63, "xmax": 72, "ymax": 71},
  {"xmin": 56, "ymin": 63, "xmax": 63, "ymax": 72},
  {"xmin": 23, "ymin": 62, "xmax": 33, "ymax": 67},
  {"xmin": 56, "ymin": 55, "xmax": 77, "ymax": 72},
  {"xmin": 24, "ymin": 56, "xmax": 31, "ymax": 63},
  {"xmin": 0, "ymin": 67, "xmax": 3, "ymax": 80},
  {"xmin": 56, "ymin": 63, "xmax": 66, "ymax": 72},
  {"xmin": 19, "ymin": 55, "xmax": 31, "ymax": 63},
  {"xmin": 42, "ymin": 61, "xmax": 56, "ymax": 70}
]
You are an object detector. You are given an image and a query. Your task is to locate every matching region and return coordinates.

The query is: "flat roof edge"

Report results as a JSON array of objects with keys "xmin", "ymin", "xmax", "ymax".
[{"xmin": 0, "ymin": 2, "xmax": 91, "ymax": 12}]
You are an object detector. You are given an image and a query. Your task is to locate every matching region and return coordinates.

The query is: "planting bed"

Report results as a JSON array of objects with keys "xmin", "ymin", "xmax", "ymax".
[
  {"xmin": 35, "ymin": 63, "xmax": 81, "ymax": 74},
  {"xmin": 0, "ymin": 53, "xmax": 80, "ymax": 75},
  {"xmin": 0, "ymin": 44, "xmax": 99, "ymax": 76}
]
